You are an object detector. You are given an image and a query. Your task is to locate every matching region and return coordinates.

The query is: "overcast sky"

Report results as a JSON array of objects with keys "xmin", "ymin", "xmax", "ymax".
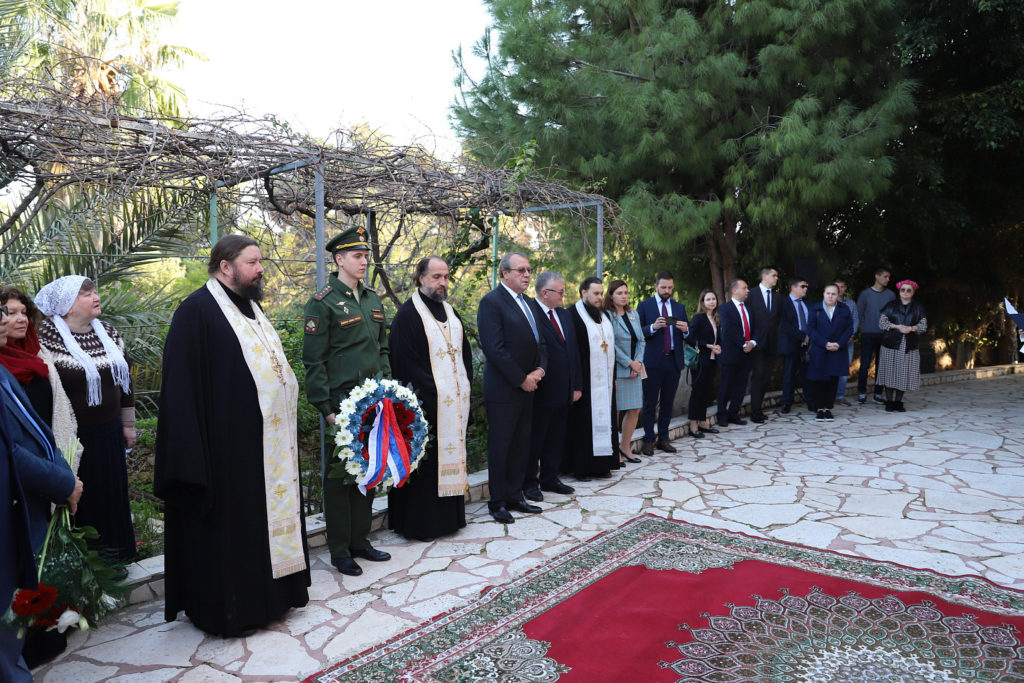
[{"xmin": 160, "ymin": 0, "xmax": 493, "ymax": 157}]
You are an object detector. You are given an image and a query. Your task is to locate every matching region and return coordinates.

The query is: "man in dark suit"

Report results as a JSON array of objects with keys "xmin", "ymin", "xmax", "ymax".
[
  {"xmin": 637, "ymin": 271, "xmax": 689, "ymax": 455},
  {"xmin": 717, "ymin": 279, "xmax": 756, "ymax": 426},
  {"xmin": 746, "ymin": 267, "xmax": 780, "ymax": 423},
  {"xmin": 524, "ymin": 271, "xmax": 582, "ymax": 501},
  {"xmin": 0, "ymin": 308, "xmax": 81, "ymax": 683},
  {"xmin": 778, "ymin": 276, "xmax": 812, "ymax": 413},
  {"xmin": 477, "ymin": 252, "xmax": 548, "ymax": 523}
]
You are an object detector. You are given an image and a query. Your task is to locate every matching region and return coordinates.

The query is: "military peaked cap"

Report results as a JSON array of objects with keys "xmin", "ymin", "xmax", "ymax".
[{"xmin": 326, "ymin": 226, "xmax": 370, "ymax": 252}]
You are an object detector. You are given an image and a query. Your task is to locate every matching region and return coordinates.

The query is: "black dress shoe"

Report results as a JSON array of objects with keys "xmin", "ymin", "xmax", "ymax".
[
  {"xmin": 351, "ymin": 546, "xmax": 391, "ymax": 562},
  {"xmin": 699, "ymin": 426, "xmax": 720, "ymax": 434},
  {"xmin": 490, "ymin": 506, "xmax": 515, "ymax": 523},
  {"xmin": 730, "ymin": 418, "xmax": 748, "ymax": 426},
  {"xmin": 619, "ymin": 449, "xmax": 641, "ymax": 463},
  {"xmin": 540, "ymin": 480, "xmax": 575, "ymax": 494},
  {"xmin": 523, "ymin": 487, "xmax": 544, "ymax": 502},
  {"xmin": 780, "ymin": 404, "xmax": 791, "ymax": 414},
  {"xmin": 507, "ymin": 499, "xmax": 542, "ymax": 514},
  {"xmin": 640, "ymin": 441, "xmax": 654, "ymax": 456},
  {"xmin": 690, "ymin": 429, "xmax": 705, "ymax": 439},
  {"xmin": 750, "ymin": 415, "xmax": 767, "ymax": 424},
  {"xmin": 333, "ymin": 557, "xmax": 363, "ymax": 576},
  {"xmin": 655, "ymin": 440, "xmax": 677, "ymax": 453}
]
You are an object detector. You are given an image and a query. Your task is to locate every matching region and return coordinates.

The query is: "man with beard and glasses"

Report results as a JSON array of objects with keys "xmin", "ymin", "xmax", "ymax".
[
  {"xmin": 563, "ymin": 277, "xmax": 618, "ymax": 480},
  {"xmin": 302, "ymin": 227, "xmax": 392, "ymax": 576},
  {"xmin": 155, "ymin": 234, "xmax": 310, "ymax": 637},
  {"xmin": 386, "ymin": 256, "xmax": 473, "ymax": 541}
]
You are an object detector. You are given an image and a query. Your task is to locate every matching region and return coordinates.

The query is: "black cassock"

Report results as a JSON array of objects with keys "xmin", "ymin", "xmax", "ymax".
[
  {"xmin": 154, "ymin": 284, "xmax": 309, "ymax": 637},
  {"xmin": 562, "ymin": 306, "xmax": 618, "ymax": 477},
  {"xmin": 387, "ymin": 295, "xmax": 473, "ymax": 541}
]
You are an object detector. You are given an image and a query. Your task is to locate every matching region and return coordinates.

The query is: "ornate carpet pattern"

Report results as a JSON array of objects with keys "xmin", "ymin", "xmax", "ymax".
[{"xmin": 306, "ymin": 515, "xmax": 1024, "ymax": 682}]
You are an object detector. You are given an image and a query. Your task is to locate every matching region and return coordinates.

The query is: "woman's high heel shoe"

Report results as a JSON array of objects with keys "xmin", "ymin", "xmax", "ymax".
[{"xmin": 619, "ymin": 448, "xmax": 641, "ymax": 463}]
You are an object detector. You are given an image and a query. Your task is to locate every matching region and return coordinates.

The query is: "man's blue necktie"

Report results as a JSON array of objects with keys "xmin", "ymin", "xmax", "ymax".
[{"xmin": 517, "ymin": 294, "xmax": 539, "ymax": 342}]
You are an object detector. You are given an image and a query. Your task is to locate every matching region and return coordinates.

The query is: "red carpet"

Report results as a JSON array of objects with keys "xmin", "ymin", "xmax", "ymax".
[{"xmin": 308, "ymin": 515, "xmax": 1024, "ymax": 682}]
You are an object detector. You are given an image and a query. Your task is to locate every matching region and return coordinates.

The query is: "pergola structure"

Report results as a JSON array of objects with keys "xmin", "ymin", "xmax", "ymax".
[{"xmin": 0, "ymin": 81, "xmax": 615, "ymax": 292}]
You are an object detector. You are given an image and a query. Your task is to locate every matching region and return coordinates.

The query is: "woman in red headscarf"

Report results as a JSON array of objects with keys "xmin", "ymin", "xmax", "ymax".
[{"xmin": 0, "ymin": 287, "xmax": 52, "ymax": 420}]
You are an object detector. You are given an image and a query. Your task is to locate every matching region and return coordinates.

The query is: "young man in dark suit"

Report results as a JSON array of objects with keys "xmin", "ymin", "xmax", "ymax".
[
  {"xmin": 717, "ymin": 279, "xmax": 756, "ymax": 426},
  {"xmin": 637, "ymin": 271, "xmax": 689, "ymax": 455},
  {"xmin": 477, "ymin": 252, "xmax": 548, "ymax": 523},
  {"xmin": 524, "ymin": 271, "xmax": 582, "ymax": 501},
  {"xmin": 745, "ymin": 267, "xmax": 780, "ymax": 423},
  {"xmin": 778, "ymin": 277, "xmax": 813, "ymax": 412}
]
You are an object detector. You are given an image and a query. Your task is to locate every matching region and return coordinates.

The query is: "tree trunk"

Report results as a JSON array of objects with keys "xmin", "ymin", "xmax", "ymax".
[{"xmin": 708, "ymin": 207, "xmax": 738, "ymax": 297}]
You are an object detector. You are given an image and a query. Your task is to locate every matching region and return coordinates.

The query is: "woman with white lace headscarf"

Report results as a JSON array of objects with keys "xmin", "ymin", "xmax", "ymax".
[{"xmin": 36, "ymin": 275, "xmax": 137, "ymax": 563}]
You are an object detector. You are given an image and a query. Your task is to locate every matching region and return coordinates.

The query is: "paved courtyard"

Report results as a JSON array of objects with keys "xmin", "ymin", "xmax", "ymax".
[{"xmin": 34, "ymin": 372, "xmax": 1024, "ymax": 682}]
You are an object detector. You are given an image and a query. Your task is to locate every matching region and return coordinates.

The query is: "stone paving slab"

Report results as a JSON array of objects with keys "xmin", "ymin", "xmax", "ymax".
[{"xmin": 33, "ymin": 370, "xmax": 1024, "ymax": 681}]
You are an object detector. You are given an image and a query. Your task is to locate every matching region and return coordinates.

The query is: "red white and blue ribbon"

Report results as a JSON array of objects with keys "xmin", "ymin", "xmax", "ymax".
[{"xmin": 357, "ymin": 398, "xmax": 413, "ymax": 495}]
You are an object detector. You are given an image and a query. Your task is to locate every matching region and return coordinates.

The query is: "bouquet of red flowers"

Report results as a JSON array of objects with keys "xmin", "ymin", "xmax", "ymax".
[{"xmin": 3, "ymin": 438, "xmax": 126, "ymax": 637}]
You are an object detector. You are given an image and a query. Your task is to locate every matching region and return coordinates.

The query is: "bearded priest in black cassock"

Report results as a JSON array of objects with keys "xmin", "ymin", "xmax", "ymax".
[
  {"xmin": 387, "ymin": 257, "xmax": 473, "ymax": 541},
  {"xmin": 563, "ymin": 277, "xmax": 619, "ymax": 479},
  {"xmin": 154, "ymin": 235, "xmax": 309, "ymax": 637}
]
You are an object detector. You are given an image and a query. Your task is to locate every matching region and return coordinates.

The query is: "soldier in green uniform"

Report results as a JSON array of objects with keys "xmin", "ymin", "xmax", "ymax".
[{"xmin": 302, "ymin": 226, "xmax": 392, "ymax": 576}]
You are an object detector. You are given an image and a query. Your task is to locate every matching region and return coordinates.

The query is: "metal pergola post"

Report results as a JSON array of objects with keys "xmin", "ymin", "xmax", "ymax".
[{"xmin": 521, "ymin": 200, "xmax": 604, "ymax": 278}]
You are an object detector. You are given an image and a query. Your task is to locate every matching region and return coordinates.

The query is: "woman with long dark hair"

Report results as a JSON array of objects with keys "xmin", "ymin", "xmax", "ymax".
[{"xmin": 686, "ymin": 289, "xmax": 721, "ymax": 438}]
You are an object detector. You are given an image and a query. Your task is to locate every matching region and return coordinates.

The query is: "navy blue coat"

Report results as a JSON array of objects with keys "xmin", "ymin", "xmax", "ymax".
[
  {"xmin": 638, "ymin": 296, "xmax": 689, "ymax": 370},
  {"xmin": 1, "ymin": 387, "xmax": 36, "ymax": 607},
  {"xmin": 477, "ymin": 286, "xmax": 548, "ymax": 403},
  {"xmin": 718, "ymin": 300, "xmax": 752, "ymax": 365},
  {"xmin": 0, "ymin": 366, "xmax": 74, "ymax": 549},
  {"xmin": 530, "ymin": 301, "xmax": 582, "ymax": 407},
  {"xmin": 778, "ymin": 296, "xmax": 811, "ymax": 356},
  {"xmin": 806, "ymin": 303, "xmax": 854, "ymax": 381}
]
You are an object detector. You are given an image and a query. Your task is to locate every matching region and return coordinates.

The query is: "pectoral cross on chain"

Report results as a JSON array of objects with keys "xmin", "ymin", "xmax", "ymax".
[
  {"xmin": 435, "ymin": 344, "xmax": 460, "ymax": 364},
  {"xmin": 600, "ymin": 340, "xmax": 609, "ymax": 352}
]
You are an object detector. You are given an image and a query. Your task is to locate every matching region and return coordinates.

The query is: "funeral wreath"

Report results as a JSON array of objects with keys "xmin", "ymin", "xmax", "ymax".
[{"xmin": 331, "ymin": 378, "xmax": 429, "ymax": 494}]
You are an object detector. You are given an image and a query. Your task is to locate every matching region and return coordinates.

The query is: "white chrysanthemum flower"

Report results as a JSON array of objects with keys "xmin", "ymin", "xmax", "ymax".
[
  {"xmin": 335, "ymin": 429, "xmax": 353, "ymax": 446},
  {"xmin": 338, "ymin": 447, "xmax": 355, "ymax": 460},
  {"xmin": 338, "ymin": 398, "xmax": 357, "ymax": 416},
  {"xmin": 349, "ymin": 386, "xmax": 366, "ymax": 401},
  {"xmin": 345, "ymin": 459, "xmax": 363, "ymax": 475},
  {"xmin": 53, "ymin": 609, "xmax": 81, "ymax": 633}
]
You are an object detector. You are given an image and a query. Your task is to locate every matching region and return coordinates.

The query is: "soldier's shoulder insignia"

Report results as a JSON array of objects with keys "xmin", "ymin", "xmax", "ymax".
[
  {"xmin": 313, "ymin": 285, "xmax": 332, "ymax": 301},
  {"xmin": 304, "ymin": 317, "xmax": 320, "ymax": 334}
]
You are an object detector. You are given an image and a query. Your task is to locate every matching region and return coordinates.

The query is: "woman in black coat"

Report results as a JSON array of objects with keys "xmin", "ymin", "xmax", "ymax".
[{"xmin": 687, "ymin": 289, "xmax": 722, "ymax": 438}]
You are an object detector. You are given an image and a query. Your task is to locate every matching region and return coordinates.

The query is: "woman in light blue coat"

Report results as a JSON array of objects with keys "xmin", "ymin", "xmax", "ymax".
[{"xmin": 605, "ymin": 280, "xmax": 645, "ymax": 465}]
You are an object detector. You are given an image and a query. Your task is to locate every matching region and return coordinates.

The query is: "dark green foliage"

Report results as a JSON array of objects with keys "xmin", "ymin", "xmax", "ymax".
[
  {"xmin": 275, "ymin": 318, "xmax": 325, "ymax": 515},
  {"xmin": 839, "ymin": 0, "xmax": 1024, "ymax": 363},
  {"xmin": 454, "ymin": 0, "xmax": 914, "ymax": 294}
]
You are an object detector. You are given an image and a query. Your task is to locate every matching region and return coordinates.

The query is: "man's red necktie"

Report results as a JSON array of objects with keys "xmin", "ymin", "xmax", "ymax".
[{"xmin": 548, "ymin": 309, "xmax": 564, "ymax": 343}]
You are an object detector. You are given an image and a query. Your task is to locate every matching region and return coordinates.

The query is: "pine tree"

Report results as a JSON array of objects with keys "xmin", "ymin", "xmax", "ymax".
[{"xmin": 453, "ymin": 0, "xmax": 914, "ymax": 292}]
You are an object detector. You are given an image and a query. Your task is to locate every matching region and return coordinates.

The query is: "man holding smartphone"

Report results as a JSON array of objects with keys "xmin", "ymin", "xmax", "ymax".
[{"xmin": 638, "ymin": 271, "xmax": 689, "ymax": 455}]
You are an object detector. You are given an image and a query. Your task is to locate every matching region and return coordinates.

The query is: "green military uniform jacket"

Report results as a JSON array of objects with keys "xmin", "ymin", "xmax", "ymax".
[{"xmin": 302, "ymin": 274, "xmax": 391, "ymax": 417}]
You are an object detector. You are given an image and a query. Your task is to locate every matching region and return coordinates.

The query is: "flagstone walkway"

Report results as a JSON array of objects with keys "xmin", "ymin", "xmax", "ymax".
[{"xmin": 34, "ymin": 372, "xmax": 1024, "ymax": 682}]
